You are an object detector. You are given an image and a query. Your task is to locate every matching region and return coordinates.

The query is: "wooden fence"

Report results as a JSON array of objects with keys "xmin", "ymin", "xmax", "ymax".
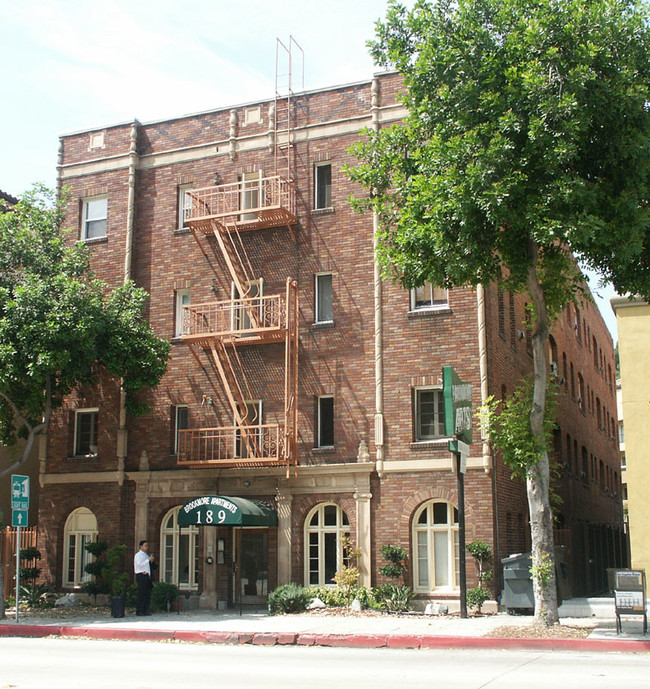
[{"xmin": 1, "ymin": 526, "xmax": 38, "ymax": 601}]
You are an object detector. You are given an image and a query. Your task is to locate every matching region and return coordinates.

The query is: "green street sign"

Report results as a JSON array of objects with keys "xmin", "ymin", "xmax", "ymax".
[
  {"xmin": 11, "ymin": 474, "xmax": 30, "ymax": 511},
  {"xmin": 12, "ymin": 509, "xmax": 28, "ymax": 527},
  {"xmin": 442, "ymin": 366, "xmax": 473, "ymax": 445}
]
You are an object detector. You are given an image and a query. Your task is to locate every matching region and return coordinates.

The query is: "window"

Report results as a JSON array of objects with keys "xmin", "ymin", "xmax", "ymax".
[
  {"xmin": 235, "ymin": 399, "xmax": 262, "ymax": 458},
  {"xmin": 178, "ymin": 185, "xmax": 192, "ymax": 230},
  {"xmin": 315, "ymin": 273, "xmax": 333, "ymax": 323},
  {"xmin": 74, "ymin": 409, "xmax": 98, "ymax": 456},
  {"xmin": 304, "ymin": 503, "xmax": 350, "ymax": 586},
  {"xmin": 232, "ymin": 280, "xmax": 262, "ymax": 333},
  {"xmin": 240, "ymin": 170, "xmax": 262, "ymax": 221},
  {"xmin": 411, "ymin": 282, "xmax": 448, "ymax": 310},
  {"xmin": 174, "ymin": 405, "xmax": 188, "ymax": 455},
  {"xmin": 314, "ymin": 163, "xmax": 332, "ymax": 209},
  {"xmin": 414, "ymin": 387, "xmax": 445, "ymax": 441},
  {"xmin": 63, "ymin": 507, "xmax": 97, "ymax": 588},
  {"xmin": 316, "ymin": 395, "xmax": 334, "ymax": 448},
  {"xmin": 413, "ymin": 501, "xmax": 459, "ymax": 592},
  {"xmin": 160, "ymin": 507, "xmax": 199, "ymax": 591},
  {"xmin": 82, "ymin": 196, "xmax": 107, "ymax": 239},
  {"xmin": 175, "ymin": 288, "xmax": 190, "ymax": 337}
]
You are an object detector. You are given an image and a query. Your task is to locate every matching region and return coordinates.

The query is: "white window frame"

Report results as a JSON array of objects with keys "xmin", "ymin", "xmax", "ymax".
[
  {"xmin": 174, "ymin": 405, "xmax": 189, "ymax": 455},
  {"xmin": 410, "ymin": 282, "xmax": 449, "ymax": 311},
  {"xmin": 160, "ymin": 506, "xmax": 199, "ymax": 591},
  {"xmin": 317, "ymin": 395, "xmax": 334, "ymax": 448},
  {"xmin": 62, "ymin": 507, "xmax": 98, "ymax": 588},
  {"xmin": 304, "ymin": 503, "xmax": 350, "ymax": 586},
  {"xmin": 314, "ymin": 162, "xmax": 332, "ymax": 209},
  {"xmin": 73, "ymin": 408, "xmax": 99, "ymax": 457},
  {"xmin": 315, "ymin": 272, "xmax": 333, "ymax": 324},
  {"xmin": 82, "ymin": 196, "xmax": 107, "ymax": 240},
  {"xmin": 414, "ymin": 387, "xmax": 445, "ymax": 442},
  {"xmin": 413, "ymin": 500, "xmax": 459, "ymax": 593},
  {"xmin": 178, "ymin": 185, "xmax": 193, "ymax": 230},
  {"xmin": 240, "ymin": 170, "xmax": 262, "ymax": 221},
  {"xmin": 175, "ymin": 288, "xmax": 191, "ymax": 338}
]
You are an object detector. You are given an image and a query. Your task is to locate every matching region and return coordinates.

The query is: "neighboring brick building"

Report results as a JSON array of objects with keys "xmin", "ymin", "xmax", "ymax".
[{"xmin": 37, "ymin": 71, "xmax": 624, "ymax": 608}]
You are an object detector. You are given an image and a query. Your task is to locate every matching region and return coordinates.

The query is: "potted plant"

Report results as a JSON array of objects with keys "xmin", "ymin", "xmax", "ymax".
[{"xmin": 83, "ymin": 542, "xmax": 129, "ymax": 617}]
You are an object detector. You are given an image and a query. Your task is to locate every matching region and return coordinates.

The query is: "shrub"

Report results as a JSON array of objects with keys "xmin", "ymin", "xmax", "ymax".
[
  {"xmin": 306, "ymin": 585, "xmax": 371, "ymax": 608},
  {"xmin": 150, "ymin": 582, "xmax": 178, "ymax": 612},
  {"xmin": 466, "ymin": 586, "xmax": 490, "ymax": 613},
  {"xmin": 379, "ymin": 544, "xmax": 408, "ymax": 582},
  {"xmin": 19, "ymin": 582, "xmax": 50, "ymax": 608},
  {"xmin": 371, "ymin": 584, "xmax": 415, "ymax": 613},
  {"xmin": 268, "ymin": 583, "xmax": 312, "ymax": 615}
]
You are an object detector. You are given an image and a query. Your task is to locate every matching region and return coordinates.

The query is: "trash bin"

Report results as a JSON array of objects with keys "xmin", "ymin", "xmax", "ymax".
[{"xmin": 502, "ymin": 553, "xmax": 534, "ymax": 613}]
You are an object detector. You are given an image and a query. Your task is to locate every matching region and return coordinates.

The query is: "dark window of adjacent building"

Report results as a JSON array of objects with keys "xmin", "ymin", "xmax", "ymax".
[
  {"xmin": 174, "ymin": 405, "xmax": 188, "ymax": 454},
  {"xmin": 317, "ymin": 396, "xmax": 334, "ymax": 448},
  {"xmin": 314, "ymin": 163, "xmax": 332, "ymax": 209},
  {"xmin": 315, "ymin": 273, "xmax": 333, "ymax": 323},
  {"xmin": 74, "ymin": 409, "xmax": 98, "ymax": 456}
]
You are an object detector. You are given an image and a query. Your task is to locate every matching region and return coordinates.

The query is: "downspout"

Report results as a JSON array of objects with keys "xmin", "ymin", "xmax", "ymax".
[
  {"xmin": 117, "ymin": 120, "xmax": 139, "ymax": 485},
  {"xmin": 371, "ymin": 76, "xmax": 385, "ymax": 473},
  {"xmin": 477, "ymin": 284, "xmax": 501, "ymax": 585}
]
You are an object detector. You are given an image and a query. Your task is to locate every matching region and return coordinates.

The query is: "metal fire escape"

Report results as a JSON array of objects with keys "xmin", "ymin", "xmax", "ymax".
[{"xmin": 177, "ymin": 38, "xmax": 301, "ymax": 472}]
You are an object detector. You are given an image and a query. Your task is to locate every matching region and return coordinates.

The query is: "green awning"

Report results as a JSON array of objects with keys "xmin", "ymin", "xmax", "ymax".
[{"xmin": 177, "ymin": 495, "xmax": 278, "ymax": 527}]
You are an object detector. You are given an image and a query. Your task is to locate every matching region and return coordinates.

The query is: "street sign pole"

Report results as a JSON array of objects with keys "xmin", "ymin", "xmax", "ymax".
[
  {"xmin": 15, "ymin": 525, "xmax": 20, "ymax": 622},
  {"xmin": 456, "ymin": 452, "xmax": 467, "ymax": 620}
]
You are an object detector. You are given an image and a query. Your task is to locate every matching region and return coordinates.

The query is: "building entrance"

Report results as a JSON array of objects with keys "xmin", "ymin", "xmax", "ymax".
[{"xmin": 235, "ymin": 529, "xmax": 268, "ymax": 605}]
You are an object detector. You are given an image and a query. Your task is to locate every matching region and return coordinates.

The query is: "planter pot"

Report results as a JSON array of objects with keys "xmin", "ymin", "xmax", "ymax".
[{"xmin": 110, "ymin": 596, "xmax": 125, "ymax": 618}]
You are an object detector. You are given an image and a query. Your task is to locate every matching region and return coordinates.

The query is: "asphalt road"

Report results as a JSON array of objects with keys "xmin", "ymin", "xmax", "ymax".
[{"xmin": 1, "ymin": 637, "xmax": 650, "ymax": 689}]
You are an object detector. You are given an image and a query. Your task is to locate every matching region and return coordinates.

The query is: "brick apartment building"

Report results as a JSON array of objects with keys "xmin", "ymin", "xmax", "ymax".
[{"xmin": 37, "ymin": 70, "xmax": 624, "ymax": 608}]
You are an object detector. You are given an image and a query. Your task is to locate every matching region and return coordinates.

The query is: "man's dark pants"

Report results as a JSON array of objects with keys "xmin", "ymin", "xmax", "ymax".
[{"xmin": 136, "ymin": 572, "xmax": 152, "ymax": 615}]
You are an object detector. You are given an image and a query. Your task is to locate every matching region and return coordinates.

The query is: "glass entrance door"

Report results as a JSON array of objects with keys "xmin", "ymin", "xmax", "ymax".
[{"xmin": 234, "ymin": 529, "xmax": 268, "ymax": 605}]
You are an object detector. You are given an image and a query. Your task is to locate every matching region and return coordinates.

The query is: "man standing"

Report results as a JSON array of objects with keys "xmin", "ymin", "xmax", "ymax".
[{"xmin": 134, "ymin": 540, "xmax": 154, "ymax": 616}]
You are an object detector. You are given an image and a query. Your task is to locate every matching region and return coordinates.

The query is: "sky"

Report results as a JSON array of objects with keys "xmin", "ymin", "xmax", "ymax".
[{"xmin": 0, "ymin": 0, "xmax": 618, "ymax": 340}]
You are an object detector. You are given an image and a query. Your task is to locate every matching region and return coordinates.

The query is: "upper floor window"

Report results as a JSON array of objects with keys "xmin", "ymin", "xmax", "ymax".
[
  {"xmin": 315, "ymin": 273, "xmax": 333, "ymax": 323},
  {"xmin": 314, "ymin": 163, "xmax": 332, "ymax": 209},
  {"xmin": 414, "ymin": 387, "xmax": 445, "ymax": 441},
  {"xmin": 173, "ymin": 405, "xmax": 188, "ymax": 455},
  {"xmin": 317, "ymin": 395, "xmax": 334, "ymax": 448},
  {"xmin": 410, "ymin": 282, "xmax": 448, "ymax": 311},
  {"xmin": 74, "ymin": 408, "xmax": 98, "ymax": 457},
  {"xmin": 174, "ymin": 288, "xmax": 190, "ymax": 338},
  {"xmin": 178, "ymin": 185, "xmax": 192, "ymax": 230},
  {"xmin": 82, "ymin": 196, "xmax": 107, "ymax": 239}
]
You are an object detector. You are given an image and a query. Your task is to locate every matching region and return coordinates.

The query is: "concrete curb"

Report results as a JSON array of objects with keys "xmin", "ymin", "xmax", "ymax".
[{"xmin": 1, "ymin": 623, "xmax": 649, "ymax": 652}]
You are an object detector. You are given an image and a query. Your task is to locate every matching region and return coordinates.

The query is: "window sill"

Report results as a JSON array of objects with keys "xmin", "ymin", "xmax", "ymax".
[
  {"xmin": 174, "ymin": 227, "xmax": 191, "ymax": 236},
  {"xmin": 311, "ymin": 207, "xmax": 335, "ymax": 216},
  {"xmin": 410, "ymin": 439, "xmax": 452, "ymax": 449},
  {"xmin": 311, "ymin": 446, "xmax": 336, "ymax": 454},
  {"xmin": 407, "ymin": 306, "xmax": 451, "ymax": 318},
  {"xmin": 311, "ymin": 320, "xmax": 335, "ymax": 329},
  {"xmin": 79, "ymin": 236, "xmax": 108, "ymax": 245},
  {"xmin": 68, "ymin": 454, "xmax": 99, "ymax": 460},
  {"xmin": 171, "ymin": 336, "xmax": 185, "ymax": 344}
]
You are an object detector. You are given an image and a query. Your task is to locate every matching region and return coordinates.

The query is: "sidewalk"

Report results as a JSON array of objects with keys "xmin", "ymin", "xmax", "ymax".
[{"xmin": 1, "ymin": 605, "xmax": 648, "ymax": 652}]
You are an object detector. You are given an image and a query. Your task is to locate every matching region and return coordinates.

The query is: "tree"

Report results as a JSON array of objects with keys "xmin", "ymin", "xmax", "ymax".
[
  {"xmin": 0, "ymin": 186, "xmax": 171, "ymax": 478},
  {"xmin": 348, "ymin": 0, "xmax": 650, "ymax": 625}
]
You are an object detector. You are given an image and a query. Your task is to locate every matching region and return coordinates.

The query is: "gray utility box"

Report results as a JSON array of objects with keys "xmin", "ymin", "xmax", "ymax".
[{"xmin": 502, "ymin": 553, "xmax": 534, "ymax": 613}]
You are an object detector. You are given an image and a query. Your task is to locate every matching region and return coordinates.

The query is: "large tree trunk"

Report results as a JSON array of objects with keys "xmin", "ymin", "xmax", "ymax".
[{"xmin": 526, "ymin": 241, "xmax": 559, "ymax": 626}]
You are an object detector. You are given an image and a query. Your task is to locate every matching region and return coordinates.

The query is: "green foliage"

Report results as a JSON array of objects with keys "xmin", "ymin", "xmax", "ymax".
[
  {"xmin": 150, "ymin": 582, "xmax": 178, "ymax": 612},
  {"xmin": 82, "ymin": 541, "xmax": 129, "ymax": 598},
  {"xmin": 19, "ymin": 547, "xmax": 41, "ymax": 562},
  {"xmin": 466, "ymin": 586, "xmax": 491, "ymax": 613},
  {"xmin": 478, "ymin": 377, "xmax": 557, "ymax": 480},
  {"xmin": 530, "ymin": 552, "xmax": 554, "ymax": 590},
  {"xmin": 305, "ymin": 585, "xmax": 371, "ymax": 608},
  {"xmin": 370, "ymin": 584, "xmax": 415, "ymax": 613},
  {"xmin": 0, "ymin": 186, "xmax": 170, "ymax": 477},
  {"xmin": 332, "ymin": 535, "xmax": 362, "ymax": 605},
  {"xmin": 19, "ymin": 582, "xmax": 50, "ymax": 608},
  {"xmin": 379, "ymin": 544, "xmax": 408, "ymax": 582},
  {"xmin": 466, "ymin": 541, "xmax": 491, "ymax": 564},
  {"xmin": 268, "ymin": 583, "xmax": 312, "ymax": 615}
]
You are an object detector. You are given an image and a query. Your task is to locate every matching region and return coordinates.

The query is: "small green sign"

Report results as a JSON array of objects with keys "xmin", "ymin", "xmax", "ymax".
[
  {"xmin": 11, "ymin": 474, "xmax": 30, "ymax": 511},
  {"xmin": 12, "ymin": 509, "xmax": 28, "ymax": 527},
  {"xmin": 442, "ymin": 366, "xmax": 473, "ymax": 445}
]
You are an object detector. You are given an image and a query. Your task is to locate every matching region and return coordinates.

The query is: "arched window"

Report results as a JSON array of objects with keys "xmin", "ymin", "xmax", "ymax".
[
  {"xmin": 160, "ymin": 506, "xmax": 199, "ymax": 590},
  {"xmin": 304, "ymin": 503, "xmax": 350, "ymax": 586},
  {"xmin": 413, "ymin": 500, "xmax": 459, "ymax": 592},
  {"xmin": 63, "ymin": 507, "xmax": 97, "ymax": 588}
]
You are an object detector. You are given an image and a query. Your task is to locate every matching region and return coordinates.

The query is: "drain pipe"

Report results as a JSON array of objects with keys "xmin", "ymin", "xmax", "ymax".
[
  {"xmin": 371, "ymin": 76, "xmax": 385, "ymax": 472},
  {"xmin": 117, "ymin": 120, "xmax": 139, "ymax": 485}
]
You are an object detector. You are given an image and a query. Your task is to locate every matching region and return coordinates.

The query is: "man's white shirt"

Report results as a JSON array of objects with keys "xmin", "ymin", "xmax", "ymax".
[{"xmin": 134, "ymin": 549, "xmax": 151, "ymax": 575}]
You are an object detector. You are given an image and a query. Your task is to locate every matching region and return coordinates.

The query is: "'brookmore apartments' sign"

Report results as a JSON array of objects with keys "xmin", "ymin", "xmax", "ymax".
[{"xmin": 177, "ymin": 495, "xmax": 278, "ymax": 527}]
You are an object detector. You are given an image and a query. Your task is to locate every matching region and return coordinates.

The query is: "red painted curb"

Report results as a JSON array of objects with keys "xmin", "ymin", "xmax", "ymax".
[{"xmin": 1, "ymin": 624, "xmax": 649, "ymax": 652}]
